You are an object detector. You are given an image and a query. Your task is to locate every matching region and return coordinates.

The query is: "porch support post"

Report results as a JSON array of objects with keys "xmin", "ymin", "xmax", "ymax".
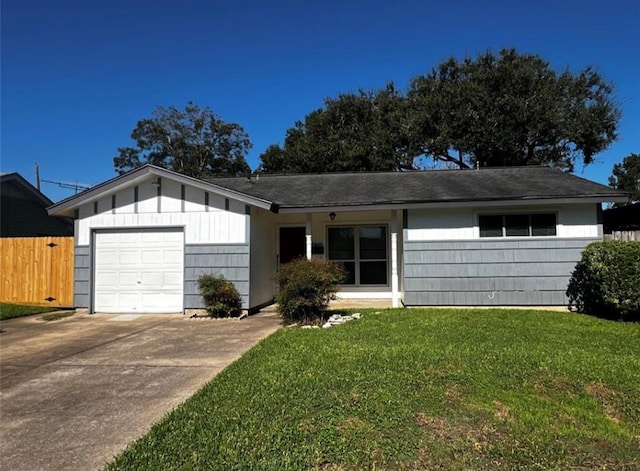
[
  {"xmin": 305, "ymin": 213, "xmax": 312, "ymax": 259},
  {"xmin": 390, "ymin": 210, "xmax": 399, "ymax": 308}
]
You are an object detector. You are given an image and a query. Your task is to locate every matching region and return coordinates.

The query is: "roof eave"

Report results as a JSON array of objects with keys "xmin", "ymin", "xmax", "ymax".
[
  {"xmin": 1, "ymin": 172, "xmax": 54, "ymax": 207},
  {"xmin": 276, "ymin": 194, "xmax": 631, "ymax": 213}
]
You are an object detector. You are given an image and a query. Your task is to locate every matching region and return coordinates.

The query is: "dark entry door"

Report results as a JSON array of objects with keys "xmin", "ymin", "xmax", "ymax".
[{"xmin": 279, "ymin": 227, "xmax": 306, "ymax": 265}]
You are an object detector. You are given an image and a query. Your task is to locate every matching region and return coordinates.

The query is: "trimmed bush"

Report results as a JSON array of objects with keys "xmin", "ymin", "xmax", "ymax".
[
  {"xmin": 275, "ymin": 258, "xmax": 346, "ymax": 324},
  {"xmin": 197, "ymin": 274, "xmax": 242, "ymax": 318},
  {"xmin": 567, "ymin": 241, "xmax": 640, "ymax": 321}
]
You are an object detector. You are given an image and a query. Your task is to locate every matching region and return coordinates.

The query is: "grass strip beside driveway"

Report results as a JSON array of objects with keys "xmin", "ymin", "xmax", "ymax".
[
  {"xmin": 0, "ymin": 303, "xmax": 58, "ymax": 321},
  {"xmin": 107, "ymin": 309, "xmax": 640, "ymax": 470}
]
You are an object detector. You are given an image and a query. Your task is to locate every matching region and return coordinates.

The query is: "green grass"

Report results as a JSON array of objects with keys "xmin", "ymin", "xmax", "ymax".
[
  {"xmin": 107, "ymin": 309, "xmax": 640, "ymax": 470},
  {"xmin": 0, "ymin": 302, "xmax": 58, "ymax": 321}
]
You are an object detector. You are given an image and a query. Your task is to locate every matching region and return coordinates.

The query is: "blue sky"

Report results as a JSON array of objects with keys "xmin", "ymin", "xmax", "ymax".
[{"xmin": 2, "ymin": 0, "xmax": 639, "ymax": 202}]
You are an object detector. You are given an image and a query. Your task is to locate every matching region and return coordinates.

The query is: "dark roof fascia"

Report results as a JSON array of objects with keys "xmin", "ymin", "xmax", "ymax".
[
  {"xmin": 276, "ymin": 195, "xmax": 630, "ymax": 213},
  {"xmin": 47, "ymin": 165, "xmax": 275, "ymax": 216},
  {"xmin": 0, "ymin": 172, "xmax": 53, "ymax": 207}
]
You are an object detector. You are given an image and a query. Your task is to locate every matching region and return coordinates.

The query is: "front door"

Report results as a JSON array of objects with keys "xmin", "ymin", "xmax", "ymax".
[{"xmin": 279, "ymin": 227, "xmax": 306, "ymax": 265}]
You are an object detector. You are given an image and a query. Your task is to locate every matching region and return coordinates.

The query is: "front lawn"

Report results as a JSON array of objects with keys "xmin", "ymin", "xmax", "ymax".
[
  {"xmin": 107, "ymin": 309, "xmax": 640, "ymax": 470},
  {"xmin": 0, "ymin": 302, "xmax": 57, "ymax": 321}
]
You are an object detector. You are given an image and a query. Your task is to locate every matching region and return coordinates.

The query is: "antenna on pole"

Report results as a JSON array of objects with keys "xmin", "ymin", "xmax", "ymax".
[{"xmin": 41, "ymin": 179, "xmax": 91, "ymax": 194}]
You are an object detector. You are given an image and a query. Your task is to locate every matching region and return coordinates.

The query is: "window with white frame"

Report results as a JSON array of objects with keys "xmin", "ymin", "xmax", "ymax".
[
  {"xmin": 327, "ymin": 225, "xmax": 388, "ymax": 285},
  {"xmin": 479, "ymin": 213, "xmax": 557, "ymax": 237}
]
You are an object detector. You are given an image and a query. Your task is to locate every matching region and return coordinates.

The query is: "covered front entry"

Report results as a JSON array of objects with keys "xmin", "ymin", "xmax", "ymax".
[
  {"xmin": 93, "ymin": 229, "xmax": 184, "ymax": 313},
  {"xmin": 265, "ymin": 209, "xmax": 402, "ymax": 307}
]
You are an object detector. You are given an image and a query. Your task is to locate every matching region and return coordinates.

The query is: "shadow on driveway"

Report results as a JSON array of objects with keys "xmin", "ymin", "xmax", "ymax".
[{"xmin": 0, "ymin": 311, "xmax": 282, "ymax": 471}]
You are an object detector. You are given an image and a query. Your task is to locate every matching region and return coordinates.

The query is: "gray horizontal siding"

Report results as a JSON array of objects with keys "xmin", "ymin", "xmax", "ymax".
[
  {"xmin": 74, "ymin": 246, "xmax": 90, "ymax": 308},
  {"xmin": 184, "ymin": 244, "xmax": 250, "ymax": 309},
  {"xmin": 403, "ymin": 238, "xmax": 597, "ymax": 306}
]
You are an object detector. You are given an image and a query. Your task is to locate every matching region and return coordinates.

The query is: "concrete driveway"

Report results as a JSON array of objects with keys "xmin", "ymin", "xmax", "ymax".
[{"xmin": 0, "ymin": 311, "xmax": 282, "ymax": 471}]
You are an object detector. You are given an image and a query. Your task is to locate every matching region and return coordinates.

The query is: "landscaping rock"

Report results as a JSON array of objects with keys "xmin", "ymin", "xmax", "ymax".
[{"xmin": 321, "ymin": 312, "xmax": 364, "ymax": 328}]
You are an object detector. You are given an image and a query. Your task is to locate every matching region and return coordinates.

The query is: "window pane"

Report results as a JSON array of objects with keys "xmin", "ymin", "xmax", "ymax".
[
  {"xmin": 531, "ymin": 213, "xmax": 556, "ymax": 236},
  {"xmin": 360, "ymin": 261, "xmax": 387, "ymax": 285},
  {"xmin": 359, "ymin": 226, "xmax": 386, "ymax": 259},
  {"xmin": 479, "ymin": 215, "xmax": 503, "ymax": 237},
  {"xmin": 339, "ymin": 261, "xmax": 355, "ymax": 285},
  {"xmin": 328, "ymin": 227, "xmax": 354, "ymax": 260},
  {"xmin": 505, "ymin": 215, "xmax": 530, "ymax": 237}
]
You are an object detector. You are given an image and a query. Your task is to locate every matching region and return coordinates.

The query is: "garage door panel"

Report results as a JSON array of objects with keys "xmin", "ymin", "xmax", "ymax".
[
  {"xmin": 97, "ymin": 250, "xmax": 119, "ymax": 265},
  {"xmin": 119, "ymin": 271, "xmax": 140, "ymax": 287},
  {"xmin": 141, "ymin": 271, "xmax": 162, "ymax": 285},
  {"xmin": 118, "ymin": 249, "xmax": 140, "ymax": 265},
  {"xmin": 141, "ymin": 249, "xmax": 162, "ymax": 264},
  {"xmin": 94, "ymin": 230, "xmax": 184, "ymax": 313},
  {"xmin": 119, "ymin": 232, "xmax": 140, "ymax": 243},
  {"xmin": 163, "ymin": 249, "xmax": 183, "ymax": 264},
  {"xmin": 141, "ymin": 232, "xmax": 163, "ymax": 243}
]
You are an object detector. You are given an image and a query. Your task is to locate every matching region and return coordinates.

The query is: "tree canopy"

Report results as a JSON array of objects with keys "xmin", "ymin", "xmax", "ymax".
[
  {"xmin": 258, "ymin": 84, "xmax": 415, "ymax": 173},
  {"xmin": 114, "ymin": 102, "xmax": 251, "ymax": 178},
  {"xmin": 609, "ymin": 153, "xmax": 640, "ymax": 204},
  {"xmin": 259, "ymin": 49, "xmax": 620, "ymax": 173},
  {"xmin": 408, "ymin": 49, "xmax": 620, "ymax": 171}
]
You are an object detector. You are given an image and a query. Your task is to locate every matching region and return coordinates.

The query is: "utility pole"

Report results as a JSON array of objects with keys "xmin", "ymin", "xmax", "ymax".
[{"xmin": 35, "ymin": 163, "xmax": 41, "ymax": 190}]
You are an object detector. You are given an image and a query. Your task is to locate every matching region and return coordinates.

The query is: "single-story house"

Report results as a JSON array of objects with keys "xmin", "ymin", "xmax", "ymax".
[
  {"xmin": 47, "ymin": 165, "xmax": 629, "ymax": 314},
  {"xmin": 1, "ymin": 172, "xmax": 73, "ymax": 237}
]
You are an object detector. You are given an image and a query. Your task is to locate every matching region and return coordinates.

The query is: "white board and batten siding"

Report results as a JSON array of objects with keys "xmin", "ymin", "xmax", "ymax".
[
  {"xmin": 74, "ymin": 178, "xmax": 250, "ymax": 313},
  {"xmin": 76, "ymin": 179, "xmax": 248, "ymax": 246}
]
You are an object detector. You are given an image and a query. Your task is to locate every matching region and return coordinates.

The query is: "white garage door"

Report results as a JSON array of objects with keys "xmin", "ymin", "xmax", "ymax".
[{"xmin": 94, "ymin": 230, "xmax": 184, "ymax": 313}]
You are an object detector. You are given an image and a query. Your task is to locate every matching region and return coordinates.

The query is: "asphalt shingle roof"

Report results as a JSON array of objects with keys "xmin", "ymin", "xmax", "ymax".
[{"xmin": 206, "ymin": 166, "xmax": 627, "ymax": 209}]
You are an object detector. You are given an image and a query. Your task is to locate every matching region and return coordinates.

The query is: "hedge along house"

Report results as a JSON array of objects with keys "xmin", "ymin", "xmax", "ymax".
[{"xmin": 47, "ymin": 165, "xmax": 629, "ymax": 314}]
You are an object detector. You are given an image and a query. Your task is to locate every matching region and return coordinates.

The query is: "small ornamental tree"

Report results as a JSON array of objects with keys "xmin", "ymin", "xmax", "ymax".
[
  {"xmin": 567, "ymin": 241, "xmax": 640, "ymax": 321},
  {"xmin": 197, "ymin": 274, "xmax": 242, "ymax": 318},
  {"xmin": 275, "ymin": 258, "xmax": 346, "ymax": 324}
]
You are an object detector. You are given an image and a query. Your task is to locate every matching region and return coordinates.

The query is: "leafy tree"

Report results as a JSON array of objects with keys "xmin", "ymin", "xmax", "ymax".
[
  {"xmin": 407, "ymin": 48, "xmax": 621, "ymax": 171},
  {"xmin": 261, "ymin": 49, "xmax": 620, "ymax": 174},
  {"xmin": 114, "ymin": 102, "xmax": 251, "ymax": 178},
  {"xmin": 258, "ymin": 84, "xmax": 418, "ymax": 173},
  {"xmin": 609, "ymin": 153, "xmax": 640, "ymax": 203}
]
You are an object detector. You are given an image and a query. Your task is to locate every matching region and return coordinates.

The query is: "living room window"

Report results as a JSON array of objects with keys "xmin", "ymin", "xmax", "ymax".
[
  {"xmin": 327, "ymin": 225, "xmax": 388, "ymax": 285},
  {"xmin": 479, "ymin": 213, "xmax": 557, "ymax": 237}
]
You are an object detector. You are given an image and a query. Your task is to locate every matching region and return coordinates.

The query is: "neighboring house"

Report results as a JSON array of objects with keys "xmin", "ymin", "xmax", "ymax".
[
  {"xmin": 1, "ymin": 172, "xmax": 72, "ymax": 237},
  {"xmin": 603, "ymin": 204, "xmax": 640, "ymax": 232},
  {"xmin": 47, "ymin": 165, "xmax": 628, "ymax": 314}
]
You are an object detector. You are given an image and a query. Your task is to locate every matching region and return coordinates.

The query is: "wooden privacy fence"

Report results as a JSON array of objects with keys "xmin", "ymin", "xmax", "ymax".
[
  {"xmin": 0, "ymin": 237, "xmax": 74, "ymax": 307},
  {"xmin": 604, "ymin": 231, "xmax": 640, "ymax": 241}
]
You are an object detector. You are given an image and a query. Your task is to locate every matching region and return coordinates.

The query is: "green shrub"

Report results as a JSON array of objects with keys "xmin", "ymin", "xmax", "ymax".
[
  {"xmin": 567, "ymin": 241, "xmax": 640, "ymax": 321},
  {"xmin": 197, "ymin": 274, "xmax": 242, "ymax": 318},
  {"xmin": 275, "ymin": 258, "xmax": 346, "ymax": 324}
]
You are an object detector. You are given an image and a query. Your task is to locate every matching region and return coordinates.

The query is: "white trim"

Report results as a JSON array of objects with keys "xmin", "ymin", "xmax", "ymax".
[
  {"xmin": 337, "ymin": 291, "xmax": 394, "ymax": 299},
  {"xmin": 390, "ymin": 210, "xmax": 399, "ymax": 308},
  {"xmin": 305, "ymin": 213, "xmax": 312, "ymax": 259}
]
